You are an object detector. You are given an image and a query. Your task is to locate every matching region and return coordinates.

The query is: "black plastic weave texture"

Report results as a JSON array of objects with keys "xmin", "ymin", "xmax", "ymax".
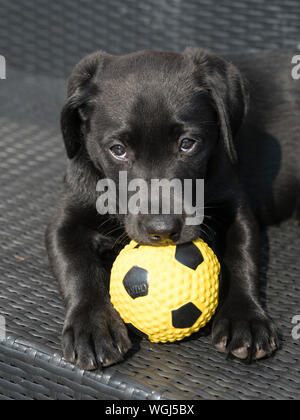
[
  {"xmin": 0, "ymin": 66, "xmax": 300, "ymax": 400},
  {"xmin": 0, "ymin": 0, "xmax": 300, "ymax": 77}
]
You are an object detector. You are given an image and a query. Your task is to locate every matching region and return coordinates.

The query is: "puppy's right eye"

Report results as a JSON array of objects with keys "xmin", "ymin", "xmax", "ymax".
[
  {"xmin": 180, "ymin": 138, "xmax": 196, "ymax": 153},
  {"xmin": 110, "ymin": 144, "xmax": 127, "ymax": 160}
]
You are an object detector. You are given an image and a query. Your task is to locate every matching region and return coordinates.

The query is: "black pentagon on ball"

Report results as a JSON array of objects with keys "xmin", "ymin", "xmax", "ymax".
[
  {"xmin": 123, "ymin": 266, "xmax": 149, "ymax": 299},
  {"xmin": 172, "ymin": 302, "xmax": 202, "ymax": 329},
  {"xmin": 175, "ymin": 242, "xmax": 204, "ymax": 270}
]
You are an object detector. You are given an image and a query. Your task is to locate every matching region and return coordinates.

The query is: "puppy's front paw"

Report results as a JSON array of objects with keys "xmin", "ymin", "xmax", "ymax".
[
  {"xmin": 62, "ymin": 302, "xmax": 132, "ymax": 370},
  {"xmin": 212, "ymin": 307, "xmax": 279, "ymax": 362}
]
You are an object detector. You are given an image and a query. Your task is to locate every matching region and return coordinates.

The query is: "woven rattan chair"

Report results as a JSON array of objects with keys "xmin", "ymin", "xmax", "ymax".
[{"xmin": 0, "ymin": 0, "xmax": 299, "ymax": 400}]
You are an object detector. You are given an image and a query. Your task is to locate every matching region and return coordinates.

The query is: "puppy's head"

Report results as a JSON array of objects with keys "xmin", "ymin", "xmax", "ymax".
[{"xmin": 61, "ymin": 49, "xmax": 248, "ymax": 244}]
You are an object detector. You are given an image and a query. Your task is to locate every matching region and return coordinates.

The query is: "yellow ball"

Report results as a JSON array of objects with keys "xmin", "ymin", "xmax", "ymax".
[{"xmin": 110, "ymin": 239, "xmax": 220, "ymax": 343}]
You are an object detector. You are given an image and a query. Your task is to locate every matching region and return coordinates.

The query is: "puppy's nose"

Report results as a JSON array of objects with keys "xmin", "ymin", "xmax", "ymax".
[{"xmin": 145, "ymin": 217, "xmax": 181, "ymax": 244}]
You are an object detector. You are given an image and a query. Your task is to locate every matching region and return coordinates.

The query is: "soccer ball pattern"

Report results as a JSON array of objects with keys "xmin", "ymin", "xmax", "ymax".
[{"xmin": 110, "ymin": 239, "xmax": 220, "ymax": 343}]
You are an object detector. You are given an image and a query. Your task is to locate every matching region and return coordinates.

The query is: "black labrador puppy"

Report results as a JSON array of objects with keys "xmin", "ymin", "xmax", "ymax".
[{"xmin": 46, "ymin": 48, "xmax": 300, "ymax": 370}]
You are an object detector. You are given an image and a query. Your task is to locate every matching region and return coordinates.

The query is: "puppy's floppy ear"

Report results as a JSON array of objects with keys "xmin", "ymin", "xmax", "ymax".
[
  {"xmin": 61, "ymin": 51, "xmax": 111, "ymax": 159},
  {"xmin": 184, "ymin": 47, "xmax": 249, "ymax": 164}
]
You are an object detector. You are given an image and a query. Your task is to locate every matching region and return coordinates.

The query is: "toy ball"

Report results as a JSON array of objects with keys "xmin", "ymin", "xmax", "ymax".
[{"xmin": 110, "ymin": 239, "xmax": 220, "ymax": 343}]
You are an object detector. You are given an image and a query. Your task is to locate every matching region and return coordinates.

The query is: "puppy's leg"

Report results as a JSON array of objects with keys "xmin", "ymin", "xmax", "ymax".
[
  {"xmin": 212, "ymin": 202, "xmax": 279, "ymax": 362},
  {"xmin": 46, "ymin": 206, "xmax": 131, "ymax": 370}
]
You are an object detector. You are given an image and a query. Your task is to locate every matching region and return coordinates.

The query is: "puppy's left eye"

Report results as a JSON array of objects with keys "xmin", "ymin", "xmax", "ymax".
[
  {"xmin": 180, "ymin": 138, "xmax": 196, "ymax": 152},
  {"xmin": 110, "ymin": 144, "xmax": 127, "ymax": 160}
]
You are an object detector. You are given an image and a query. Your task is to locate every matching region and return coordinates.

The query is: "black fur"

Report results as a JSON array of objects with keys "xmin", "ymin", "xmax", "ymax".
[{"xmin": 46, "ymin": 49, "xmax": 300, "ymax": 369}]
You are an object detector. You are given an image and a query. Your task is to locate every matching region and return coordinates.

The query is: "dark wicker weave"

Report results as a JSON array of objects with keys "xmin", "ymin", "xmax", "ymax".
[
  {"xmin": 1, "ymin": 0, "xmax": 300, "ymax": 77},
  {"xmin": 0, "ymin": 0, "xmax": 300, "ymax": 400}
]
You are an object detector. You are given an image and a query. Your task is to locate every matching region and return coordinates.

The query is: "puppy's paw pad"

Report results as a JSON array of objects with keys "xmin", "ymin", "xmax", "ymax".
[
  {"xmin": 255, "ymin": 348, "xmax": 269, "ymax": 360},
  {"xmin": 212, "ymin": 318, "xmax": 230, "ymax": 353},
  {"xmin": 212, "ymin": 312, "xmax": 279, "ymax": 363},
  {"xmin": 62, "ymin": 304, "xmax": 132, "ymax": 370},
  {"xmin": 214, "ymin": 337, "xmax": 228, "ymax": 353},
  {"xmin": 231, "ymin": 345, "xmax": 250, "ymax": 360},
  {"xmin": 76, "ymin": 356, "xmax": 97, "ymax": 371}
]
